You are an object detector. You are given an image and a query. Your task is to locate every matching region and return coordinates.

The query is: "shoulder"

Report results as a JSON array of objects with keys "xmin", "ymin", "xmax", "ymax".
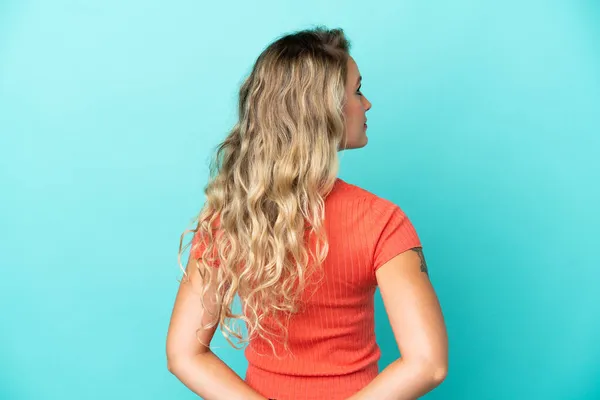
[{"xmin": 337, "ymin": 178, "xmax": 405, "ymax": 217}]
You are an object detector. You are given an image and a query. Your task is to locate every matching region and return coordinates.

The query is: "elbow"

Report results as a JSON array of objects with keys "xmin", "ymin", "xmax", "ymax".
[
  {"xmin": 166, "ymin": 351, "xmax": 208, "ymax": 375},
  {"xmin": 166, "ymin": 356, "xmax": 178, "ymax": 374},
  {"xmin": 415, "ymin": 349, "xmax": 448, "ymax": 386},
  {"xmin": 423, "ymin": 359, "xmax": 448, "ymax": 387},
  {"xmin": 430, "ymin": 363, "xmax": 448, "ymax": 385},
  {"xmin": 166, "ymin": 353, "xmax": 187, "ymax": 375},
  {"xmin": 407, "ymin": 357, "xmax": 447, "ymax": 387}
]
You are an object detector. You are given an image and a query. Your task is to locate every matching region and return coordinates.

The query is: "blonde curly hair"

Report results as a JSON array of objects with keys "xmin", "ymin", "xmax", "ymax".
[{"xmin": 178, "ymin": 26, "xmax": 352, "ymax": 357}]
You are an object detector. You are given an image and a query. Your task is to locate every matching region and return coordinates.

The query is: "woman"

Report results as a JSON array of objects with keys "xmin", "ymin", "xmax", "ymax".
[{"xmin": 166, "ymin": 26, "xmax": 448, "ymax": 400}]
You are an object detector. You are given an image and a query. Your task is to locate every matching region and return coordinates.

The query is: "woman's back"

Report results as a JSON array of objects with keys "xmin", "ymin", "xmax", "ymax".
[
  {"xmin": 167, "ymin": 27, "xmax": 446, "ymax": 400},
  {"xmin": 243, "ymin": 178, "xmax": 422, "ymax": 399}
]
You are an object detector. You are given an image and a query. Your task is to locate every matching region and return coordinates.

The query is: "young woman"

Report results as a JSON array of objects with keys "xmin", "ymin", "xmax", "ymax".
[{"xmin": 166, "ymin": 26, "xmax": 448, "ymax": 400}]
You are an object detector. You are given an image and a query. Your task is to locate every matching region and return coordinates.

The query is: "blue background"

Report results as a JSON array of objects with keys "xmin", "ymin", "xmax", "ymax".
[{"xmin": 1, "ymin": 1, "xmax": 599, "ymax": 399}]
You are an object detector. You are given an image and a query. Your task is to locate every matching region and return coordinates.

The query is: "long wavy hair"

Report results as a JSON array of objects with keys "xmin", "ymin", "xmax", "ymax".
[{"xmin": 178, "ymin": 26, "xmax": 351, "ymax": 357}]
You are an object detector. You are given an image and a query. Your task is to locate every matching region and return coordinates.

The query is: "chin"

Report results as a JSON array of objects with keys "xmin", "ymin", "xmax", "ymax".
[
  {"xmin": 356, "ymin": 134, "xmax": 368, "ymax": 148},
  {"xmin": 339, "ymin": 132, "xmax": 368, "ymax": 150}
]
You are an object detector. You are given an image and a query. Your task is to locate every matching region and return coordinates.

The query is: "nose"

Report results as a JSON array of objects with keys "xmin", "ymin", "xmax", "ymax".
[
  {"xmin": 363, "ymin": 96, "xmax": 372, "ymax": 111},
  {"xmin": 361, "ymin": 94, "xmax": 372, "ymax": 110}
]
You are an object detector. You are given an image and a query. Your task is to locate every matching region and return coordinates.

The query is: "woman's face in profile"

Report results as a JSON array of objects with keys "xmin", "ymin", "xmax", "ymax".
[{"xmin": 342, "ymin": 56, "xmax": 372, "ymax": 150}]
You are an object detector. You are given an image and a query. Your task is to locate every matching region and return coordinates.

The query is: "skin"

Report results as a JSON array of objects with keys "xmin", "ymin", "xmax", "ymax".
[
  {"xmin": 166, "ymin": 55, "xmax": 448, "ymax": 400},
  {"xmin": 341, "ymin": 56, "xmax": 372, "ymax": 150},
  {"xmin": 340, "ymin": 57, "xmax": 448, "ymax": 399},
  {"xmin": 346, "ymin": 246, "xmax": 448, "ymax": 400}
]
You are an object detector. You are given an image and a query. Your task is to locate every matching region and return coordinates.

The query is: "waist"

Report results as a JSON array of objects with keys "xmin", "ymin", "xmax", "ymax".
[{"xmin": 244, "ymin": 363, "xmax": 379, "ymax": 400}]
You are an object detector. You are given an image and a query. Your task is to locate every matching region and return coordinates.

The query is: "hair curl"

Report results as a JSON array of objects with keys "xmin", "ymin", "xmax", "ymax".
[{"xmin": 178, "ymin": 26, "xmax": 351, "ymax": 358}]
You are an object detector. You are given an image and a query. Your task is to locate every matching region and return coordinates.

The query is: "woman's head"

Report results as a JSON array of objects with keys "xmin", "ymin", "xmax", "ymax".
[
  {"xmin": 343, "ymin": 55, "xmax": 372, "ymax": 149},
  {"xmin": 180, "ymin": 26, "xmax": 369, "ymax": 356},
  {"xmin": 238, "ymin": 26, "xmax": 371, "ymax": 154}
]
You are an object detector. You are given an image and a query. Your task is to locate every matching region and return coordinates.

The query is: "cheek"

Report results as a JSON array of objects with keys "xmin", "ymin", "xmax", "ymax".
[{"xmin": 345, "ymin": 100, "xmax": 363, "ymax": 121}]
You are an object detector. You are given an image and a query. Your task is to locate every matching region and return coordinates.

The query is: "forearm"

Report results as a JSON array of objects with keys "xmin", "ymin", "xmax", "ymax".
[
  {"xmin": 168, "ymin": 351, "xmax": 267, "ymax": 400},
  {"xmin": 346, "ymin": 358, "xmax": 447, "ymax": 400}
]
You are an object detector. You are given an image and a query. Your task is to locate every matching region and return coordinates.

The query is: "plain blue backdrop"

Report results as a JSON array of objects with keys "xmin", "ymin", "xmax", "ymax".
[{"xmin": 1, "ymin": 1, "xmax": 599, "ymax": 399}]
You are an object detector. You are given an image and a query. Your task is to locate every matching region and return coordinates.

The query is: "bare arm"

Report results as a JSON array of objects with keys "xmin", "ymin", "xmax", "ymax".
[
  {"xmin": 347, "ymin": 247, "xmax": 448, "ymax": 400},
  {"xmin": 166, "ymin": 256, "xmax": 267, "ymax": 400}
]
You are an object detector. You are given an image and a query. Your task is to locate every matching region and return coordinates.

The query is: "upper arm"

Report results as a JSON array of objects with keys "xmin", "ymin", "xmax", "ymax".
[
  {"xmin": 375, "ymin": 247, "xmax": 448, "ymax": 374},
  {"xmin": 166, "ymin": 254, "xmax": 221, "ymax": 365}
]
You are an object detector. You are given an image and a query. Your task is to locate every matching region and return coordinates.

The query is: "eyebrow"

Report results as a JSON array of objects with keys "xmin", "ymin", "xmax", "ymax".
[{"xmin": 356, "ymin": 76, "xmax": 362, "ymax": 86}]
